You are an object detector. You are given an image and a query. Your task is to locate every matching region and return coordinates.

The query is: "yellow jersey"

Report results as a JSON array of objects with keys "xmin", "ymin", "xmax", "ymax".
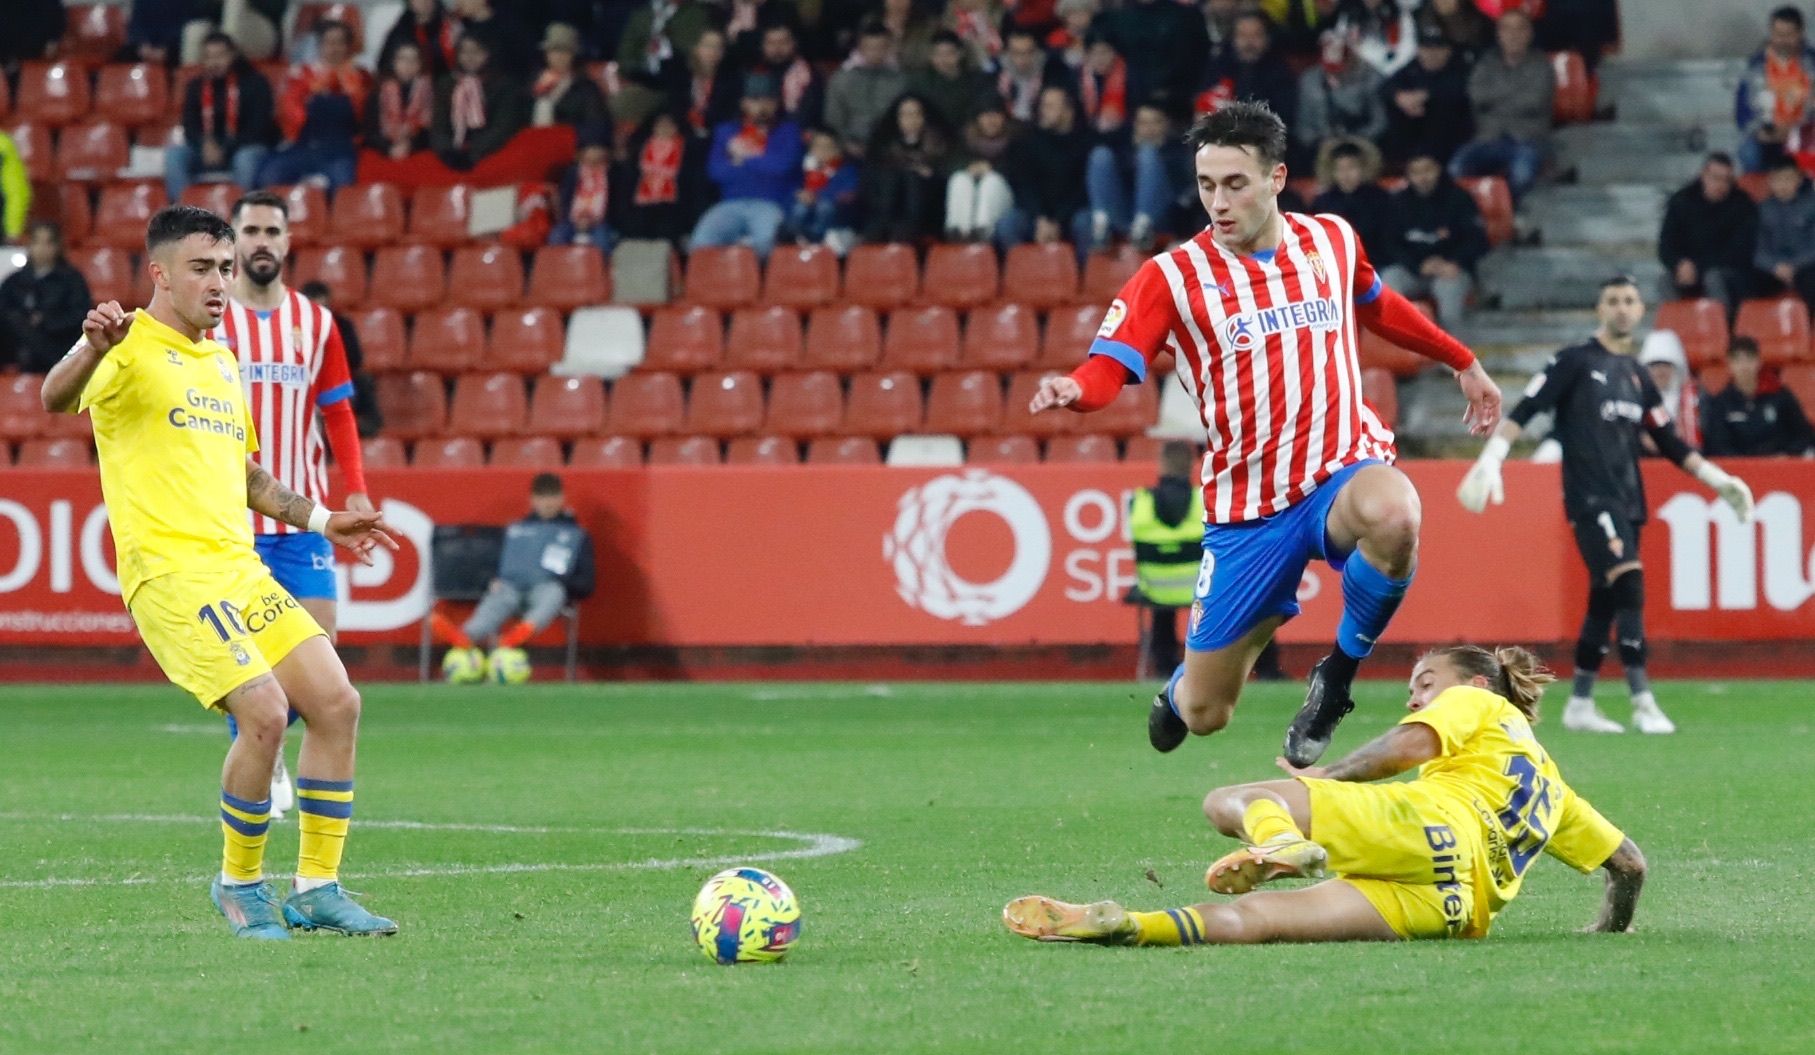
[
  {"xmin": 78, "ymin": 309, "xmax": 261, "ymax": 603},
  {"xmin": 1401, "ymin": 685, "xmax": 1626, "ymax": 926}
]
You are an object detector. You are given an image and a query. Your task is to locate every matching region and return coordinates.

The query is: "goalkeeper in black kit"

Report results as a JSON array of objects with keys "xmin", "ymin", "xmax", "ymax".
[{"xmin": 1453, "ymin": 276, "xmax": 1755, "ymax": 734}]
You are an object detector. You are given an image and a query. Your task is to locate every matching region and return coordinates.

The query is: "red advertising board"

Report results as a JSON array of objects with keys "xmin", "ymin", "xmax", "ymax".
[{"xmin": 0, "ymin": 460, "xmax": 1809, "ymax": 650}]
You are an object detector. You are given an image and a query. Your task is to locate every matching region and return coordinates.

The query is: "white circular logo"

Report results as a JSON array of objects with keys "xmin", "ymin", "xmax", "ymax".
[{"xmin": 884, "ymin": 470, "xmax": 1052, "ymax": 626}]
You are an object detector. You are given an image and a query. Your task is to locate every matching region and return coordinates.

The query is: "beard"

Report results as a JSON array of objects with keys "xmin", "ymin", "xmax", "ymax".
[{"xmin": 244, "ymin": 254, "xmax": 282, "ymax": 287}]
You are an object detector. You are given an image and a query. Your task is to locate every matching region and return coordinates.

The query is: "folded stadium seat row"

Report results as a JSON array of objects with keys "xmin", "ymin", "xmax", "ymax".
[
  {"xmin": 350, "ymin": 305, "xmax": 567, "ymax": 375},
  {"xmin": 7, "ymin": 54, "xmax": 299, "ymax": 124},
  {"xmin": 285, "ymin": 243, "xmax": 606, "ymax": 312},
  {"xmin": 0, "ymin": 375, "xmax": 96, "ymax": 442}
]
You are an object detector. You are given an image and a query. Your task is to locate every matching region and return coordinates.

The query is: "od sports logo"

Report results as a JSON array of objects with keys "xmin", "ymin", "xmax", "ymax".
[{"xmin": 884, "ymin": 471, "xmax": 1053, "ymax": 626}]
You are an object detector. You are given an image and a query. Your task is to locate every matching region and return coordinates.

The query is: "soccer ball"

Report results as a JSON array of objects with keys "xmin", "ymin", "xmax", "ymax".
[
  {"xmin": 690, "ymin": 867, "xmax": 801, "ymax": 965},
  {"xmin": 487, "ymin": 646, "xmax": 531, "ymax": 684},
  {"xmin": 441, "ymin": 647, "xmax": 487, "ymax": 685}
]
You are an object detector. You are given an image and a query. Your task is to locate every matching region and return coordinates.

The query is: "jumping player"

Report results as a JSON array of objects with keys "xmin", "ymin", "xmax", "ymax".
[
  {"xmin": 40, "ymin": 206, "xmax": 398, "ymax": 939},
  {"xmin": 1003, "ymin": 645, "xmax": 1648, "ymax": 945},
  {"xmin": 217, "ymin": 190, "xmax": 372, "ymax": 817},
  {"xmin": 1456, "ymin": 276, "xmax": 1754, "ymax": 734},
  {"xmin": 1032, "ymin": 101, "xmax": 1503, "ymax": 765}
]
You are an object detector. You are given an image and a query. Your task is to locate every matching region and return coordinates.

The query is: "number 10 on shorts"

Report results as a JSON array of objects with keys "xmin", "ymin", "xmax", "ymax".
[{"xmin": 198, "ymin": 602, "xmax": 245, "ymax": 643}]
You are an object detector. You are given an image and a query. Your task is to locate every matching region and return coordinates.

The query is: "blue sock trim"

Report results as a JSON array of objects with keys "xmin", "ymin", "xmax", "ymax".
[
  {"xmin": 221, "ymin": 790, "xmax": 273, "ymax": 815},
  {"xmin": 296, "ymin": 778, "xmax": 354, "ymax": 793},
  {"xmin": 1162, "ymin": 663, "xmax": 1186, "ymax": 718},
  {"xmin": 1336, "ymin": 552, "xmax": 1412, "ymax": 659}
]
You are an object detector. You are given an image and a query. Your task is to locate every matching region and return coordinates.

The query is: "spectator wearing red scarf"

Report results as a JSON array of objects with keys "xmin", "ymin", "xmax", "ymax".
[
  {"xmin": 364, "ymin": 41, "xmax": 435, "ymax": 160},
  {"xmin": 380, "ymin": 0, "xmax": 460, "ymax": 80},
  {"xmin": 431, "ymin": 35, "xmax": 530, "ymax": 171},
  {"xmin": 167, "ymin": 32, "xmax": 276, "ymax": 201},
  {"xmin": 1077, "ymin": 34, "xmax": 1128, "ymax": 135},
  {"xmin": 554, "ymin": 127, "xmax": 618, "ymax": 252},
  {"xmin": 619, "ymin": 112, "xmax": 694, "ymax": 244},
  {"xmin": 257, "ymin": 21, "xmax": 371, "ymax": 190}
]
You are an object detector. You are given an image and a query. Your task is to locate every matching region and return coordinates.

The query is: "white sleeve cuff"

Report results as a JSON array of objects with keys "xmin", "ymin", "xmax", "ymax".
[
  {"xmin": 1480, "ymin": 435, "xmax": 1511, "ymax": 465},
  {"xmin": 307, "ymin": 505, "xmax": 331, "ymax": 534}
]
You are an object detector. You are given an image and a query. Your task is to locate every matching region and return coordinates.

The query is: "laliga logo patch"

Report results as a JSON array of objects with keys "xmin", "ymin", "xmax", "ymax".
[
  {"xmin": 1097, "ymin": 299, "xmax": 1128, "ymax": 339},
  {"xmin": 885, "ymin": 470, "xmax": 1052, "ymax": 626}
]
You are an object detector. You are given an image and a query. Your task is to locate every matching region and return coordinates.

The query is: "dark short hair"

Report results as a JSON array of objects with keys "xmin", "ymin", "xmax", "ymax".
[
  {"xmin": 145, "ymin": 204, "xmax": 234, "ymax": 255},
  {"xmin": 1234, "ymin": 10, "xmax": 1272, "ymax": 34},
  {"xmin": 317, "ymin": 19, "xmax": 352, "ymax": 42},
  {"xmin": 1186, "ymin": 100, "xmax": 1288, "ymax": 169},
  {"xmin": 1705, "ymin": 151, "xmax": 1736, "ymax": 170},
  {"xmin": 1159, "ymin": 441, "xmax": 1195, "ymax": 475},
  {"xmin": 1598, "ymin": 273, "xmax": 1639, "ymax": 294},
  {"xmin": 1329, "ymin": 141, "xmax": 1366, "ymax": 164},
  {"xmin": 299, "ymin": 280, "xmax": 332, "ymax": 300},
  {"xmin": 1729, "ymin": 335, "xmax": 1762, "ymax": 359},
  {"xmin": 1772, "ymin": 5, "xmax": 1805, "ymax": 30},
  {"xmin": 1005, "ymin": 26, "xmax": 1041, "ymax": 46},
  {"xmin": 28, "ymin": 220, "xmax": 63, "ymax": 243},
  {"xmin": 930, "ymin": 29, "xmax": 963, "ymax": 49},
  {"xmin": 202, "ymin": 30, "xmax": 238, "ymax": 52},
  {"xmin": 230, "ymin": 189, "xmax": 288, "ymax": 223},
  {"xmin": 530, "ymin": 472, "xmax": 564, "ymax": 496},
  {"xmin": 1772, "ymin": 155, "xmax": 1803, "ymax": 174},
  {"xmin": 858, "ymin": 19, "xmax": 890, "ymax": 40}
]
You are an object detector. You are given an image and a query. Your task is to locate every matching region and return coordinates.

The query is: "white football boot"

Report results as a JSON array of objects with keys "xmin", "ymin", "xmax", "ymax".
[
  {"xmin": 1628, "ymin": 691, "xmax": 1677, "ymax": 735},
  {"xmin": 1562, "ymin": 696, "xmax": 1625, "ymax": 733},
  {"xmin": 270, "ymin": 754, "xmax": 295, "ymax": 821}
]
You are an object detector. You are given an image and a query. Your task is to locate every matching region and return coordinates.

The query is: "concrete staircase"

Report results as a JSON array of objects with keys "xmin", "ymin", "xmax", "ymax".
[{"xmin": 1402, "ymin": 55, "xmax": 1746, "ymax": 455}]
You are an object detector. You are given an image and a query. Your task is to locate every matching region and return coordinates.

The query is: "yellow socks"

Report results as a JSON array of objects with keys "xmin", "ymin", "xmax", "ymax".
[
  {"xmin": 296, "ymin": 778, "xmax": 353, "ymax": 887},
  {"xmin": 1242, "ymin": 798, "xmax": 1305, "ymax": 846},
  {"xmin": 219, "ymin": 790, "xmax": 271, "ymax": 883},
  {"xmin": 1128, "ymin": 908, "xmax": 1208, "ymax": 946}
]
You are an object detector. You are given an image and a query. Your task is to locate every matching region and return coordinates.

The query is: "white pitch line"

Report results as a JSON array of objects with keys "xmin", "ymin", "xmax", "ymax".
[{"xmin": 0, "ymin": 816, "xmax": 861, "ymax": 891}]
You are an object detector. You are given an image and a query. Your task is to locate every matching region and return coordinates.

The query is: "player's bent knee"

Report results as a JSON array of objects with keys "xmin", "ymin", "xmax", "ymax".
[
  {"xmin": 1177, "ymin": 695, "xmax": 1234, "ymax": 736},
  {"xmin": 228, "ymin": 684, "xmax": 290, "ymax": 746},
  {"xmin": 1202, "ymin": 787, "xmax": 1248, "ymax": 834}
]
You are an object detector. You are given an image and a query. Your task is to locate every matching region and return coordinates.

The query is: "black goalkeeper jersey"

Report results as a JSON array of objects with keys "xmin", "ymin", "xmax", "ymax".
[{"xmin": 1508, "ymin": 337, "xmax": 1689, "ymax": 524}]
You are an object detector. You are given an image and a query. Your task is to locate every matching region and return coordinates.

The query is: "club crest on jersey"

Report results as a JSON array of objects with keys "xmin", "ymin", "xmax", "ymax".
[
  {"xmin": 1097, "ymin": 298, "xmax": 1128, "ymax": 338},
  {"xmin": 1221, "ymin": 296, "xmax": 1344, "ymax": 351},
  {"xmin": 167, "ymin": 351, "xmax": 182, "ymax": 366},
  {"xmin": 1307, "ymin": 252, "xmax": 1327, "ymax": 284}
]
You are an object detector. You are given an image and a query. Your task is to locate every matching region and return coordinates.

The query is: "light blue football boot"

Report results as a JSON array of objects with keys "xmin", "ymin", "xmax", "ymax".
[
  {"xmin": 283, "ymin": 882, "xmax": 399, "ymax": 936},
  {"xmin": 210, "ymin": 878, "xmax": 291, "ymax": 940}
]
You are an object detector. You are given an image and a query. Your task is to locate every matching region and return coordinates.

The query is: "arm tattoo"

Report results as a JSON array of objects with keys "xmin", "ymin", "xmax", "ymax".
[
  {"xmin": 245, "ymin": 463, "xmax": 317, "ymax": 530},
  {"xmin": 1319, "ymin": 726, "xmax": 1435, "ymax": 783}
]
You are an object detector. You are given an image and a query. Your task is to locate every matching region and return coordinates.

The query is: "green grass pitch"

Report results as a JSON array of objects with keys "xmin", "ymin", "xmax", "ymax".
[{"xmin": 1, "ymin": 679, "xmax": 1809, "ymax": 1054}]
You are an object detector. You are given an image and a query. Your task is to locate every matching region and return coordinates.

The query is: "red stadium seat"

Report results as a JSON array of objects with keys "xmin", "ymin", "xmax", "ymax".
[
  {"xmin": 1002, "ymin": 243, "xmax": 1080, "ymax": 310},
  {"xmin": 807, "ymin": 436, "xmax": 880, "ymax": 464},
  {"xmin": 375, "ymin": 371, "xmax": 447, "ymax": 439},
  {"xmin": 683, "ymin": 245, "xmax": 761, "ymax": 310},
  {"xmin": 647, "ymin": 435, "xmax": 721, "ymax": 465},
  {"xmin": 0, "ymin": 78, "xmax": 10, "ymax": 119},
  {"xmin": 67, "ymin": 246, "xmax": 136, "ymax": 307},
  {"xmin": 489, "ymin": 436, "xmax": 565, "ymax": 469},
  {"xmin": 764, "ymin": 371, "xmax": 844, "ymax": 439},
  {"xmin": 180, "ymin": 181, "xmax": 245, "ymax": 217},
  {"xmin": 1550, "ymin": 51, "xmax": 1595, "ymax": 124},
  {"xmin": 346, "ymin": 306, "xmax": 407, "ymax": 372},
  {"xmin": 293, "ymin": 4, "xmax": 367, "ymax": 52},
  {"xmin": 291, "ymin": 246, "xmax": 369, "ymax": 307},
  {"xmin": 447, "ymin": 371, "xmax": 529, "ymax": 439},
  {"xmin": 843, "ymin": 370, "xmax": 923, "ymax": 438},
  {"xmin": 803, "ymin": 305, "xmax": 882, "ymax": 372},
  {"xmin": 407, "ymin": 184, "xmax": 474, "ymax": 248},
  {"xmin": 684, "ymin": 370, "xmax": 764, "ymax": 438},
  {"xmin": 16, "ymin": 63, "xmax": 92, "ymax": 125},
  {"xmin": 55, "ymin": 121, "xmax": 130, "ymax": 180},
  {"xmin": 90, "ymin": 183, "xmax": 167, "ymax": 249},
  {"xmin": 0, "ymin": 375, "xmax": 50, "ymax": 439},
  {"xmin": 1039, "ymin": 302, "xmax": 1108, "ymax": 369},
  {"xmin": 1781, "ymin": 363, "xmax": 1815, "ymax": 414},
  {"xmin": 1082, "ymin": 246, "xmax": 1143, "ymax": 302},
  {"xmin": 841, "ymin": 243, "xmax": 918, "ymax": 310},
  {"xmin": 368, "ymin": 245, "xmax": 447, "ymax": 313},
  {"xmin": 1457, "ymin": 176, "xmax": 1514, "ymax": 247},
  {"xmin": 642, "ymin": 305, "xmax": 724, "ymax": 374},
  {"xmin": 95, "ymin": 64, "xmax": 169, "ymax": 128},
  {"xmin": 6, "ymin": 121, "xmax": 54, "ymax": 181},
  {"xmin": 408, "ymin": 306, "xmax": 487, "ymax": 374},
  {"xmin": 274, "ymin": 183, "xmax": 329, "ymax": 246},
  {"xmin": 447, "ymin": 244, "xmax": 525, "ymax": 310},
  {"xmin": 1362, "ymin": 366, "xmax": 1400, "ymax": 430},
  {"xmin": 960, "ymin": 302, "xmax": 1039, "ymax": 371},
  {"xmin": 525, "ymin": 245, "xmax": 609, "ymax": 310},
  {"xmin": 569, "ymin": 435, "xmax": 644, "ymax": 467},
  {"xmin": 762, "ymin": 245, "xmax": 840, "ymax": 309},
  {"xmin": 881, "ymin": 305, "xmax": 961, "ymax": 374},
  {"xmin": 488, "ymin": 307, "xmax": 565, "ymax": 374},
  {"xmin": 1121, "ymin": 435, "xmax": 1167, "ymax": 463},
  {"xmin": 923, "ymin": 370, "xmax": 1003, "ymax": 436},
  {"xmin": 16, "ymin": 437, "xmax": 93, "ymax": 468},
  {"xmin": 412, "ymin": 436, "xmax": 484, "ymax": 468},
  {"xmin": 605, "ymin": 371, "xmax": 685, "ymax": 438},
  {"xmin": 64, "ymin": 6, "xmax": 129, "ymax": 67},
  {"xmin": 726, "ymin": 435, "xmax": 800, "ymax": 465},
  {"xmin": 360, "ymin": 435, "xmax": 408, "ymax": 468},
  {"xmin": 1697, "ymin": 363, "xmax": 1731, "ymax": 394},
  {"xmin": 1045, "ymin": 434, "xmax": 1119, "ymax": 463},
  {"xmin": 56, "ymin": 184, "xmax": 96, "ymax": 247},
  {"xmin": 1735, "ymin": 297, "xmax": 1811, "ymax": 365},
  {"xmin": 1002, "ymin": 372, "xmax": 1074, "ymax": 438},
  {"xmin": 969, "ymin": 434, "xmax": 1040, "ymax": 464},
  {"xmin": 527, "ymin": 375, "xmax": 607, "ymax": 439},
  {"xmin": 724, "ymin": 305, "xmax": 803, "ymax": 374},
  {"xmin": 1654, "ymin": 298, "xmax": 1729, "ymax": 370},
  {"xmin": 920, "ymin": 243, "xmax": 999, "ymax": 310},
  {"xmin": 1088, "ymin": 382, "xmax": 1160, "ymax": 437},
  {"xmin": 328, "ymin": 182, "xmax": 406, "ymax": 248}
]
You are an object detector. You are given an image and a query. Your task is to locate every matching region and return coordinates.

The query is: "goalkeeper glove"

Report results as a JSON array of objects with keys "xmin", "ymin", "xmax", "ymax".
[
  {"xmin": 1693, "ymin": 460, "xmax": 1755, "ymax": 523},
  {"xmin": 1457, "ymin": 436, "xmax": 1510, "ymax": 514}
]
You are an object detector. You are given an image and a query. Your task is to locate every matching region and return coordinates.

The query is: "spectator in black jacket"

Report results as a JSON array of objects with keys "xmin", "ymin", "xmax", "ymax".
[
  {"xmin": 1701, "ymin": 336, "xmax": 1815, "ymax": 456},
  {"xmin": 911, "ymin": 30, "xmax": 994, "ymax": 133},
  {"xmin": 748, "ymin": 23, "xmax": 825, "ymax": 134},
  {"xmin": 861, "ymin": 94, "xmax": 954, "ymax": 244},
  {"xmin": 1197, "ymin": 12, "xmax": 1296, "ymax": 128},
  {"xmin": 380, "ymin": 0, "xmax": 460, "ymax": 81},
  {"xmin": 1658, "ymin": 153, "xmax": 1758, "ymax": 320},
  {"xmin": 166, "ymin": 33, "xmax": 277, "ymax": 201},
  {"xmin": 1311, "ymin": 140, "xmax": 1395, "ymax": 263},
  {"xmin": 995, "ymin": 27, "xmax": 1069, "ymax": 125},
  {"xmin": 0, "ymin": 223, "xmax": 90, "ymax": 374},
  {"xmin": 1379, "ymin": 151, "xmax": 1487, "ymax": 326},
  {"xmin": 531, "ymin": 23, "xmax": 607, "ymax": 131},
  {"xmin": 365, "ymin": 40, "xmax": 436, "ymax": 160},
  {"xmin": 1094, "ymin": 0, "xmax": 1209, "ymax": 113},
  {"xmin": 452, "ymin": 0, "xmax": 535, "ymax": 79},
  {"xmin": 1001, "ymin": 85, "xmax": 1091, "ymax": 248},
  {"xmin": 432, "ymin": 34, "xmax": 531, "ymax": 171},
  {"xmin": 1750, "ymin": 157, "xmax": 1815, "ymax": 309},
  {"xmin": 1381, "ymin": 25, "xmax": 1473, "ymax": 166},
  {"xmin": 554, "ymin": 127, "xmax": 616, "ymax": 251}
]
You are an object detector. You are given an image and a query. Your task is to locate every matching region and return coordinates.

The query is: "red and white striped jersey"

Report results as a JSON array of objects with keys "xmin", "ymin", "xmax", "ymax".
[
  {"xmin": 1090, "ymin": 212, "xmax": 1397, "ymax": 524},
  {"xmin": 212, "ymin": 289, "xmax": 357, "ymax": 534}
]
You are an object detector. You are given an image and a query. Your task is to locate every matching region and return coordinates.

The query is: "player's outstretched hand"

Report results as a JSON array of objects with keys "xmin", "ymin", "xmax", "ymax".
[
  {"xmin": 324, "ymin": 509, "xmax": 401, "ymax": 566},
  {"xmin": 1275, "ymin": 756, "xmax": 1329, "ymax": 780},
  {"xmin": 1716, "ymin": 474, "xmax": 1755, "ymax": 523},
  {"xmin": 1029, "ymin": 375, "xmax": 1082, "ymax": 414},
  {"xmin": 1456, "ymin": 456, "xmax": 1504, "ymax": 514},
  {"xmin": 81, "ymin": 301, "xmax": 132, "ymax": 356},
  {"xmin": 1457, "ymin": 361, "xmax": 1502, "ymax": 436}
]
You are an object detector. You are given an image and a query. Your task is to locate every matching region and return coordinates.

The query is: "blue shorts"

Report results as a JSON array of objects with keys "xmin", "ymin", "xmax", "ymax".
[
  {"xmin": 253, "ymin": 532, "xmax": 338, "ymax": 602},
  {"xmin": 1186, "ymin": 460, "xmax": 1380, "ymax": 652}
]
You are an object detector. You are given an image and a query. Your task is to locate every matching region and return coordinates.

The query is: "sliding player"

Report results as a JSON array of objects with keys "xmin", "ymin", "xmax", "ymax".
[
  {"xmin": 1003, "ymin": 645, "xmax": 1647, "ymax": 945},
  {"xmin": 1031, "ymin": 100, "xmax": 1503, "ymax": 765}
]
